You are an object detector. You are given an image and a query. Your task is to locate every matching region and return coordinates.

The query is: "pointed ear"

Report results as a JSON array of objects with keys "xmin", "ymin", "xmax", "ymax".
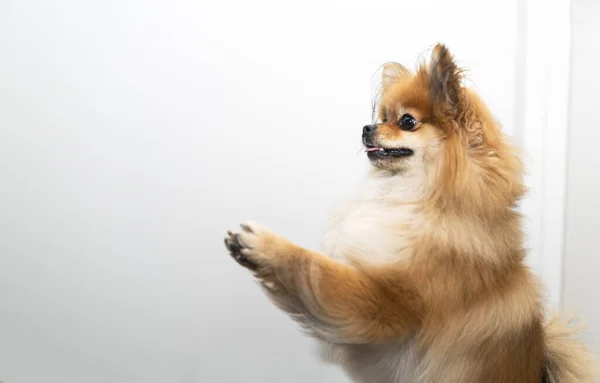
[
  {"xmin": 382, "ymin": 63, "xmax": 410, "ymax": 94},
  {"xmin": 428, "ymin": 43, "xmax": 462, "ymax": 116}
]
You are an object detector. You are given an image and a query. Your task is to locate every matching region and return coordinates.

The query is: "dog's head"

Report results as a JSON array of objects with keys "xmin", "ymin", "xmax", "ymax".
[
  {"xmin": 363, "ymin": 44, "xmax": 462, "ymax": 174},
  {"xmin": 364, "ymin": 44, "xmax": 525, "ymax": 210}
]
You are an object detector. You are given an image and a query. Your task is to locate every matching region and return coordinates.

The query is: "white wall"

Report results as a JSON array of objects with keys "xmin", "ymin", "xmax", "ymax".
[
  {"xmin": 563, "ymin": 0, "xmax": 600, "ymax": 355},
  {"xmin": 0, "ymin": 1, "xmax": 521, "ymax": 382}
]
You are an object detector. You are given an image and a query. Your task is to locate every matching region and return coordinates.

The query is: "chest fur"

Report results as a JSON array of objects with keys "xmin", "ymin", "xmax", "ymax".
[{"xmin": 321, "ymin": 177, "xmax": 424, "ymax": 265}]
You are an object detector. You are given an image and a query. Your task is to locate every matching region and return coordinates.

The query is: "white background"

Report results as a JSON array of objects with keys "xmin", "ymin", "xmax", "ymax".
[
  {"xmin": 1, "ymin": 1, "xmax": 583, "ymax": 382},
  {"xmin": 563, "ymin": 0, "xmax": 600, "ymax": 357}
]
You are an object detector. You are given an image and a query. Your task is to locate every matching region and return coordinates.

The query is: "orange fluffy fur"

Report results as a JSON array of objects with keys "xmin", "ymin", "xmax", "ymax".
[{"xmin": 224, "ymin": 44, "xmax": 597, "ymax": 382}]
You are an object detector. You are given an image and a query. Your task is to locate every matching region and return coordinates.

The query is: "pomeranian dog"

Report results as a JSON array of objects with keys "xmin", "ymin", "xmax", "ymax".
[{"xmin": 224, "ymin": 44, "xmax": 597, "ymax": 382}]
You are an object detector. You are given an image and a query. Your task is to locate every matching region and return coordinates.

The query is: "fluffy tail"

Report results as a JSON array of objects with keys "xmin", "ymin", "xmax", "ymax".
[{"xmin": 542, "ymin": 315, "xmax": 598, "ymax": 382}]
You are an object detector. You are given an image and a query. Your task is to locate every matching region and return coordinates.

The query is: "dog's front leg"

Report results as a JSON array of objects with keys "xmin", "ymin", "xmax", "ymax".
[{"xmin": 224, "ymin": 221, "xmax": 424, "ymax": 344}]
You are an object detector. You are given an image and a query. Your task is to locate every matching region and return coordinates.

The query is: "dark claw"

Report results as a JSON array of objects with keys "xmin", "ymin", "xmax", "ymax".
[
  {"xmin": 226, "ymin": 238, "xmax": 242, "ymax": 253},
  {"xmin": 224, "ymin": 231, "xmax": 258, "ymax": 271},
  {"xmin": 232, "ymin": 251, "xmax": 258, "ymax": 270}
]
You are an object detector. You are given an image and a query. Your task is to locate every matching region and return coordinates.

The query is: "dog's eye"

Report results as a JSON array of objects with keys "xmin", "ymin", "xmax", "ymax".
[{"xmin": 399, "ymin": 114, "xmax": 417, "ymax": 131}]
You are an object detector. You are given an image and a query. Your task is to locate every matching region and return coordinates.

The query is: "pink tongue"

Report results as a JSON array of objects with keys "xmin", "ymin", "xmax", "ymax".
[{"xmin": 365, "ymin": 147, "xmax": 381, "ymax": 152}]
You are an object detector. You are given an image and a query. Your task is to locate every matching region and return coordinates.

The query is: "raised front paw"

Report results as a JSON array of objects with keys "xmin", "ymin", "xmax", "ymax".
[{"xmin": 224, "ymin": 221, "xmax": 284, "ymax": 271}]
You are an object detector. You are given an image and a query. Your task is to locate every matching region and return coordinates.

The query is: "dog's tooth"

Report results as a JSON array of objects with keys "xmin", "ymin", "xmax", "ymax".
[{"xmin": 379, "ymin": 148, "xmax": 384, "ymax": 151}]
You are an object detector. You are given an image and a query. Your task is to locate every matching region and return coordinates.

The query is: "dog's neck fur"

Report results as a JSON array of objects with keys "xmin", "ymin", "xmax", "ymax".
[{"xmin": 322, "ymin": 169, "xmax": 428, "ymax": 265}]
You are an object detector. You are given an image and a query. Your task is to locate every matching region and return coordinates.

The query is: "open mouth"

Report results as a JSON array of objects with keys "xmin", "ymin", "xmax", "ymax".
[{"xmin": 365, "ymin": 145, "xmax": 414, "ymax": 157}]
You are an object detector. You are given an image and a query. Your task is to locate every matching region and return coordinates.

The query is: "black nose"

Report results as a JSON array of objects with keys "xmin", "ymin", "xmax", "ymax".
[{"xmin": 363, "ymin": 124, "xmax": 376, "ymax": 134}]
